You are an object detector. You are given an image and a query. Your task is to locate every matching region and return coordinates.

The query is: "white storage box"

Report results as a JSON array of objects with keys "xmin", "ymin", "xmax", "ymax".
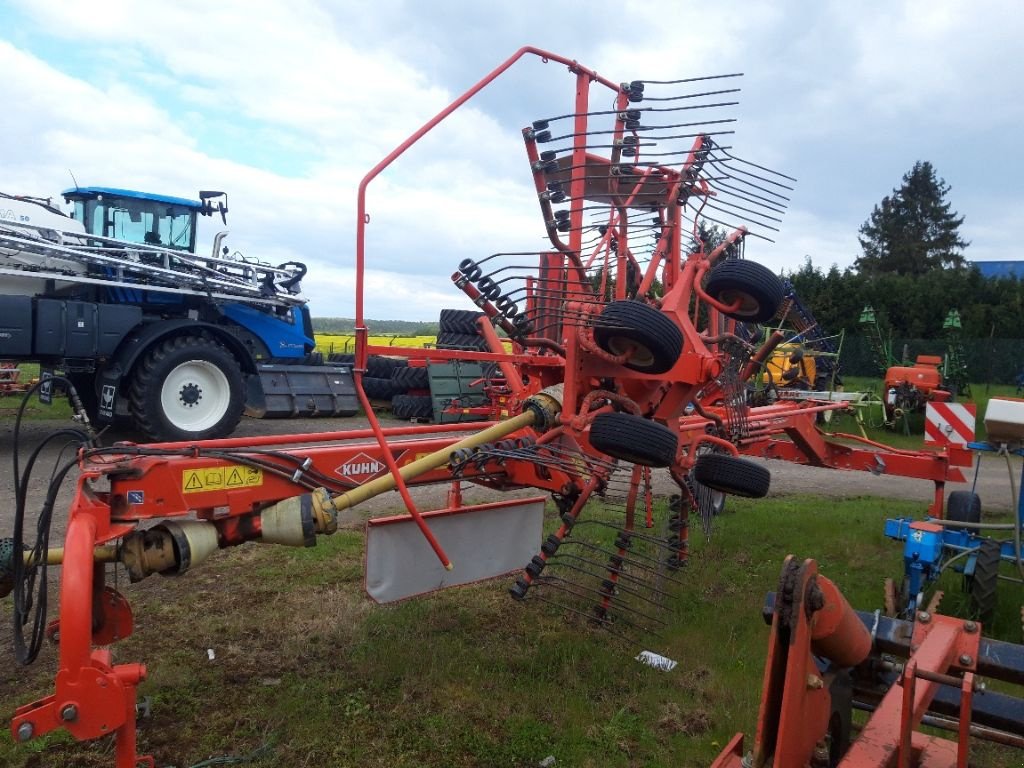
[{"xmin": 984, "ymin": 397, "xmax": 1024, "ymax": 445}]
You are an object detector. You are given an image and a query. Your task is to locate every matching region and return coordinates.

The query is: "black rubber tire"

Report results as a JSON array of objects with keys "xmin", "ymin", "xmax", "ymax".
[
  {"xmin": 969, "ymin": 539, "xmax": 1001, "ymax": 627},
  {"xmin": 391, "ymin": 394, "xmax": 434, "ymax": 420},
  {"xmin": 593, "ymin": 300, "xmax": 684, "ymax": 375},
  {"xmin": 366, "ymin": 355, "xmax": 408, "ymax": 378},
  {"xmin": 691, "ymin": 447, "xmax": 727, "ymax": 516},
  {"xmin": 588, "ymin": 412, "xmax": 678, "ymax": 468},
  {"xmin": 693, "ymin": 453, "xmax": 771, "ymax": 498},
  {"xmin": 392, "ymin": 366, "xmax": 430, "ymax": 391},
  {"xmin": 439, "ymin": 309, "xmax": 485, "ymax": 336},
  {"xmin": 705, "ymin": 260, "xmax": 785, "ymax": 323},
  {"xmin": 129, "ymin": 335, "xmax": 245, "ymax": 442},
  {"xmin": 327, "ymin": 352, "xmax": 356, "ymax": 364},
  {"xmin": 946, "ymin": 491, "xmax": 981, "ymax": 531},
  {"xmin": 362, "ymin": 376, "xmax": 402, "ymax": 400},
  {"xmin": 436, "ymin": 332, "xmax": 489, "ymax": 351}
]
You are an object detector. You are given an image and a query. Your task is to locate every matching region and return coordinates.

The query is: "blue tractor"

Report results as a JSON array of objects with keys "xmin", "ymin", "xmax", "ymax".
[{"xmin": 0, "ymin": 187, "xmax": 355, "ymax": 441}]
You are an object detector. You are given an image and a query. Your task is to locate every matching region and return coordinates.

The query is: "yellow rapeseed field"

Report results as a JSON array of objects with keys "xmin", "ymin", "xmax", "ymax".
[{"xmin": 314, "ymin": 334, "xmax": 437, "ymax": 355}]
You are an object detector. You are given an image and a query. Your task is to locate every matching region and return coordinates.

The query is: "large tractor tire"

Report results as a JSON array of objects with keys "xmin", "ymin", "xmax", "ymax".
[
  {"xmin": 968, "ymin": 539, "xmax": 1001, "ymax": 627},
  {"xmin": 436, "ymin": 332, "xmax": 489, "ymax": 351},
  {"xmin": 392, "ymin": 366, "xmax": 430, "ymax": 391},
  {"xmin": 129, "ymin": 336, "xmax": 245, "ymax": 442},
  {"xmin": 593, "ymin": 300, "xmax": 684, "ymax": 375},
  {"xmin": 391, "ymin": 394, "xmax": 434, "ymax": 420},
  {"xmin": 705, "ymin": 260, "xmax": 785, "ymax": 323},
  {"xmin": 439, "ymin": 308, "xmax": 486, "ymax": 336},
  {"xmin": 361, "ymin": 376, "xmax": 402, "ymax": 400},
  {"xmin": 693, "ymin": 453, "xmax": 771, "ymax": 498},
  {"xmin": 589, "ymin": 412, "xmax": 678, "ymax": 467},
  {"xmin": 366, "ymin": 355, "xmax": 408, "ymax": 378}
]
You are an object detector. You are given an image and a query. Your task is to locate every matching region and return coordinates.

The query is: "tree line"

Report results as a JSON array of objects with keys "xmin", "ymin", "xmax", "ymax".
[
  {"xmin": 784, "ymin": 259, "xmax": 1024, "ymax": 340},
  {"xmin": 782, "ymin": 160, "xmax": 1021, "ymax": 339}
]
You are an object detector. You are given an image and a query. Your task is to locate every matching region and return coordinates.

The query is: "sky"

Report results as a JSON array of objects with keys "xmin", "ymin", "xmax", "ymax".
[{"xmin": 2, "ymin": 0, "xmax": 1022, "ymax": 320}]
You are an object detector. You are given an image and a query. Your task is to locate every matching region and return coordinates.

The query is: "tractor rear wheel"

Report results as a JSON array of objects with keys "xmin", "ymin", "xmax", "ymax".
[
  {"xmin": 705, "ymin": 260, "xmax": 785, "ymax": 323},
  {"xmin": 969, "ymin": 539, "xmax": 1001, "ymax": 627},
  {"xmin": 589, "ymin": 412, "xmax": 678, "ymax": 468},
  {"xmin": 129, "ymin": 336, "xmax": 245, "ymax": 442},
  {"xmin": 693, "ymin": 453, "xmax": 771, "ymax": 498},
  {"xmin": 593, "ymin": 301, "xmax": 684, "ymax": 375}
]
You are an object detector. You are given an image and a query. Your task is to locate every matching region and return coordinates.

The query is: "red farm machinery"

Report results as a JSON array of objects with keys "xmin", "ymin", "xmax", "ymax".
[{"xmin": 1, "ymin": 47, "xmax": 1012, "ymax": 767}]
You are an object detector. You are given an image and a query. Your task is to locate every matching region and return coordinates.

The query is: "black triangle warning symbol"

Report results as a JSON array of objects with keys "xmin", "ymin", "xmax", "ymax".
[
  {"xmin": 185, "ymin": 473, "xmax": 203, "ymax": 491},
  {"xmin": 226, "ymin": 468, "xmax": 243, "ymax": 487}
]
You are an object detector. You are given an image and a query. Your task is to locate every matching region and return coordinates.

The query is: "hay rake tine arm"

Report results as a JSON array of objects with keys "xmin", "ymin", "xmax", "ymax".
[
  {"xmin": 540, "ymin": 560, "xmax": 673, "ymax": 612},
  {"xmin": 549, "ymin": 552, "xmax": 677, "ymax": 599},
  {"xmin": 533, "ymin": 575, "xmax": 667, "ymax": 630},
  {"xmin": 557, "ymin": 540, "xmax": 689, "ymax": 587}
]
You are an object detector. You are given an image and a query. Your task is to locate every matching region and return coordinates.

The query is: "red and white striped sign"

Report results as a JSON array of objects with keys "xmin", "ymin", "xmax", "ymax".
[{"xmin": 925, "ymin": 402, "xmax": 976, "ymax": 446}]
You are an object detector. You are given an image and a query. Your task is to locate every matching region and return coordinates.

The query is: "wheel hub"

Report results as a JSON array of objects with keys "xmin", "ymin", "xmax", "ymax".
[{"xmin": 179, "ymin": 382, "xmax": 202, "ymax": 407}]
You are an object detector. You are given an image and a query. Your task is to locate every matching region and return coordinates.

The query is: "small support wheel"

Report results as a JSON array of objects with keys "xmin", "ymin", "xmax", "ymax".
[
  {"xmin": 945, "ymin": 491, "xmax": 981, "ymax": 531},
  {"xmin": 693, "ymin": 453, "xmax": 770, "ymax": 498},
  {"xmin": 588, "ymin": 412, "xmax": 678, "ymax": 468},
  {"xmin": 593, "ymin": 301, "xmax": 684, "ymax": 375},
  {"xmin": 705, "ymin": 260, "xmax": 785, "ymax": 323}
]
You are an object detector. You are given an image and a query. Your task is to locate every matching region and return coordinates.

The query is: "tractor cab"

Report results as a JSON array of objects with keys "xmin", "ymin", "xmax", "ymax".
[{"xmin": 63, "ymin": 187, "xmax": 227, "ymax": 254}]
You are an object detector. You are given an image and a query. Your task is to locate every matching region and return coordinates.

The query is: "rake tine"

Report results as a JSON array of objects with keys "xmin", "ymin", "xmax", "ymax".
[
  {"xmin": 536, "ymin": 575, "xmax": 668, "ymax": 627},
  {"xmin": 545, "ymin": 557, "xmax": 676, "ymax": 605},
  {"xmin": 558, "ymin": 541, "xmax": 688, "ymax": 586}
]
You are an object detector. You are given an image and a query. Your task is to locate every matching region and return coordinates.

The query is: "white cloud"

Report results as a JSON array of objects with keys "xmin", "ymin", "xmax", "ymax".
[{"xmin": 3, "ymin": 0, "xmax": 1023, "ymax": 322}]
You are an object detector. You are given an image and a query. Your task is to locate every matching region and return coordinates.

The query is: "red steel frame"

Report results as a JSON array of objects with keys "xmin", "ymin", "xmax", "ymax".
[
  {"xmin": 713, "ymin": 557, "xmax": 985, "ymax": 768},
  {"xmin": 7, "ymin": 48, "xmax": 975, "ymax": 767}
]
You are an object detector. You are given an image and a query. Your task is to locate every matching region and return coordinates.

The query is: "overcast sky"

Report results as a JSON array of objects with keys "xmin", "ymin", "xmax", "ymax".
[{"xmin": 2, "ymin": 1, "xmax": 1021, "ymax": 320}]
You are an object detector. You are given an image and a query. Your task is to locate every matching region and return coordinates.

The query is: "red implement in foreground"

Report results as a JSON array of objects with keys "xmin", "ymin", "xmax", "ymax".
[{"xmin": 713, "ymin": 556, "xmax": 1024, "ymax": 767}]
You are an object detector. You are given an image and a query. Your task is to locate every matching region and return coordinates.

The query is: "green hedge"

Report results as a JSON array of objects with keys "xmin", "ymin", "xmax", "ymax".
[{"xmin": 837, "ymin": 335, "xmax": 1024, "ymax": 385}]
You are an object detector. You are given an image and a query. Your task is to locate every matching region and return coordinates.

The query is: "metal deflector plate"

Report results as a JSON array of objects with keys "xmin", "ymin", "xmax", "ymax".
[{"xmin": 364, "ymin": 497, "xmax": 546, "ymax": 604}]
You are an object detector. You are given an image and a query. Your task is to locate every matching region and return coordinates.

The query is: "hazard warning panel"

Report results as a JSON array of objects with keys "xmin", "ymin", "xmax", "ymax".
[
  {"xmin": 183, "ymin": 465, "xmax": 263, "ymax": 493},
  {"xmin": 924, "ymin": 402, "xmax": 976, "ymax": 447}
]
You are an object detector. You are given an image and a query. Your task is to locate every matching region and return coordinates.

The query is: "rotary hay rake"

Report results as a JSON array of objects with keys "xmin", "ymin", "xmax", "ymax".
[{"xmin": 1, "ymin": 47, "xmax": 971, "ymax": 766}]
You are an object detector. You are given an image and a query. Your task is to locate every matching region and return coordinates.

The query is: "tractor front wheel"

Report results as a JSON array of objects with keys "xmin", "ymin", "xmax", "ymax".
[{"xmin": 130, "ymin": 336, "xmax": 245, "ymax": 442}]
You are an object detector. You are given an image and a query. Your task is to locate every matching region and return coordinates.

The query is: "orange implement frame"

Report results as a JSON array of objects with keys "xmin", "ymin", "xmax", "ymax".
[{"xmin": 712, "ymin": 557, "xmax": 998, "ymax": 768}]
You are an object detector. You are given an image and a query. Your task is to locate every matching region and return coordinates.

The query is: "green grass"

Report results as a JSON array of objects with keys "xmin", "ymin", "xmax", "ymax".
[
  {"xmin": 0, "ymin": 363, "xmax": 73, "ymax": 421},
  {"xmin": 1, "ymin": 495, "xmax": 1021, "ymax": 767}
]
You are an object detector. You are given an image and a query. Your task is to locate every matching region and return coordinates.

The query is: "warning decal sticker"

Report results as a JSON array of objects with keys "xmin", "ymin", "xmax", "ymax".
[{"xmin": 183, "ymin": 465, "xmax": 263, "ymax": 493}]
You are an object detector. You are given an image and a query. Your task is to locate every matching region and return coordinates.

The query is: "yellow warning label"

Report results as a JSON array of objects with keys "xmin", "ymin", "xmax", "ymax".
[{"xmin": 183, "ymin": 465, "xmax": 263, "ymax": 493}]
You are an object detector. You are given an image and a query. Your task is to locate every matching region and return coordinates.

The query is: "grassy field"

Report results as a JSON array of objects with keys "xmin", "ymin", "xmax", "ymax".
[{"xmin": 1, "ymin": 493, "xmax": 1021, "ymax": 767}]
